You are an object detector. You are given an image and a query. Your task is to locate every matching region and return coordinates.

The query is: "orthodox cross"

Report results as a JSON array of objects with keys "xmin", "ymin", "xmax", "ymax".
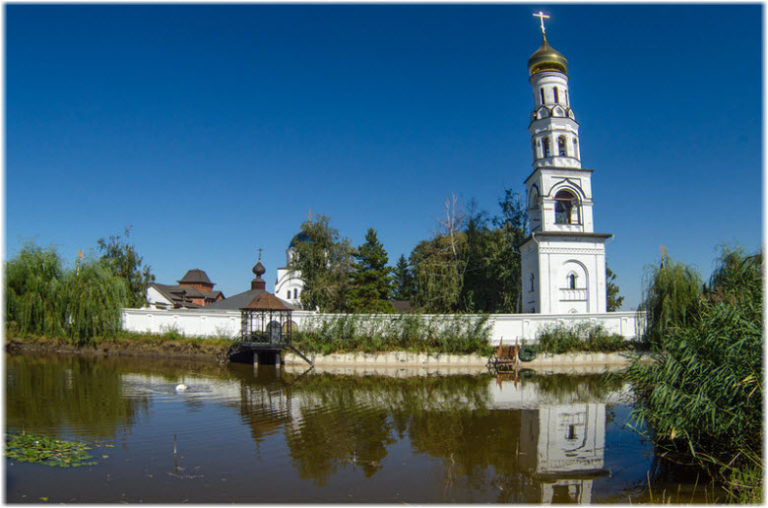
[
  {"xmin": 305, "ymin": 208, "xmax": 313, "ymax": 224},
  {"xmin": 533, "ymin": 11, "xmax": 550, "ymax": 35},
  {"xmin": 257, "ymin": 247, "xmax": 262, "ymax": 261}
]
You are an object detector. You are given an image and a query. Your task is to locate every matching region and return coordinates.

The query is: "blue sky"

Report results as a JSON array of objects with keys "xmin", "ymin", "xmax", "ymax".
[{"xmin": 5, "ymin": 4, "xmax": 763, "ymax": 310}]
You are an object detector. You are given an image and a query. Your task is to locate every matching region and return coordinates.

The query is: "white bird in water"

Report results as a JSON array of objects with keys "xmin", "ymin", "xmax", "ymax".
[{"xmin": 175, "ymin": 383, "xmax": 188, "ymax": 392}]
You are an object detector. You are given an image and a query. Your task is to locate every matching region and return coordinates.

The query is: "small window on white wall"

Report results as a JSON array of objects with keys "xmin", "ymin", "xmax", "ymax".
[
  {"xmin": 568, "ymin": 273, "xmax": 577, "ymax": 289},
  {"xmin": 294, "ymin": 288, "xmax": 298, "ymax": 299}
]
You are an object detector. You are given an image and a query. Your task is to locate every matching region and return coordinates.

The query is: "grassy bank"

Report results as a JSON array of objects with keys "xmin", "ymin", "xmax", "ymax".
[{"xmin": 5, "ymin": 329, "xmax": 234, "ymax": 361}]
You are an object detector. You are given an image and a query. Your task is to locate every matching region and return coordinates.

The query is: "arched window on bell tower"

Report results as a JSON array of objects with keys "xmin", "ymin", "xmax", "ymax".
[
  {"xmin": 542, "ymin": 137, "xmax": 550, "ymax": 157},
  {"xmin": 558, "ymin": 136, "xmax": 567, "ymax": 156},
  {"xmin": 554, "ymin": 190, "xmax": 580, "ymax": 224}
]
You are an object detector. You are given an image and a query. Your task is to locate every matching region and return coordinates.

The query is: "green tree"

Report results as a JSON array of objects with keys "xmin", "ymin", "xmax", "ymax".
[
  {"xmin": 409, "ymin": 191, "xmax": 527, "ymax": 314},
  {"xmin": 458, "ymin": 190, "xmax": 527, "ymax": 313},
  {"xmin": 289, "ymin": 215, "xmax": 354, "ymax": 312},
  {"xmin": 492, "ymin": 189, "xmax": 528, "ymax": 313},
  {"xmin": 348, "ymin": 228, "xmax": 395, "ymax": 313},
  {"xmin": 639, "ymin": 252, "xmax": 703, "ymax": 349},
  {"xmin": 5, "ymin": 243, "xmax": 67, "ymax": 337},
  {"xmin": 5, "ymin": 243, "xmax": 128, "ymax": 344},
  {"xmin": 410, "ymin": 194, "xmax": 469, "ymax": 313},
  {"xmin": 392, "ymin": 254, "xmax": 415, "ymax": 302},
  {"xmin": 410, "ymin": 234, "xmax": 467, "ymax": 313},
  {"xmin": 63, "ymin": 258, "xmax": 128, "ymax": 343},
  {"xmin": 606, "ymin": 265, "xmax": 624, "ymax": 311},
  {"xmin": 97, "ymin": 227, "xmax": 154, "ymax": 308}
]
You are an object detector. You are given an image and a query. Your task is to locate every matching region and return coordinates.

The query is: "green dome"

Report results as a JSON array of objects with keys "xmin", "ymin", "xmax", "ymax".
[{"xmin": 528, "ymin": 36, "xmax": 568, "ymax": 76}]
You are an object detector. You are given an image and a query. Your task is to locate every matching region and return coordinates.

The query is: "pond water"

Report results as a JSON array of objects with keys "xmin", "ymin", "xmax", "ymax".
[{"xmin": 5, "ymin": 353, "xmax": 717, "ymax": 503}]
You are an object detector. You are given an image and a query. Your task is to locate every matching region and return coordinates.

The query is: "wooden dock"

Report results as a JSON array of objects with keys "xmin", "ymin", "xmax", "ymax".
[{"xmin": 228, "ymin": 341, "xmax": 313, "ymax": 367}]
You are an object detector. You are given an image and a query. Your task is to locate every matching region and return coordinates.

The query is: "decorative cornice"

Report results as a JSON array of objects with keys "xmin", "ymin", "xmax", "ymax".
[{"xmin": 524, "ymin": 166, "xmax": 594, "ymax": 185}]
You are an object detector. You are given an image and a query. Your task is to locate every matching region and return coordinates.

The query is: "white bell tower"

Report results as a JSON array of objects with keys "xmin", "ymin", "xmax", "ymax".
[{"xmin": 520, "ymin": 12, "xmax": 612, "ymax": 314}]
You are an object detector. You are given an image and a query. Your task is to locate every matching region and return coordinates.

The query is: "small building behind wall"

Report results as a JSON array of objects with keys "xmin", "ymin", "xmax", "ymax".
[{"xmin": 146, "ymin": 268, "xmax": 224, "ymax": 309}]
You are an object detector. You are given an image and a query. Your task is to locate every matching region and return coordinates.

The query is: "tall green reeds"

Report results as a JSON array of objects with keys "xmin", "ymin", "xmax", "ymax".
[
  {"xmin": 6, "ymin": 243, "xmax": 128, "ymax": 345},
  {"xmin": 293, "ymin": 313, "xmax": 492, "ymax": 355},
  {"xmin": 626, "ymin": 247, "xmax": 763, "ymax": 502}
]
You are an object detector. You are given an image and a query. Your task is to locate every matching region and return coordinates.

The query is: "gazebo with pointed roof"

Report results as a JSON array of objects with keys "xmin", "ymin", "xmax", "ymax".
[{"xmin": 239, "ymin": 259, "xmax": 293, "ymax": 345}]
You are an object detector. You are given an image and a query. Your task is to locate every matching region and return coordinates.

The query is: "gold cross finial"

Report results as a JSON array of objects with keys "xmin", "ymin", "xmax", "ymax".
[
  {"xmin": 533, "ymin": 11, "xmax": 550, "ymax": 36},
  {"xmin": 305, "ymin": 208, "xmax": 313, "ymax": 224}
]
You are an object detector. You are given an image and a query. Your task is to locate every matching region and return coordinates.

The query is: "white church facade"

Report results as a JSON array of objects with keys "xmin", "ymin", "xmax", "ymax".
[
  {"xmin": 274, "ymin": 232, "xmax": 307, "ymax": 307},
  {"xmin": 520, "ymin": 15, "xmax": 611, "ymax": 314}
]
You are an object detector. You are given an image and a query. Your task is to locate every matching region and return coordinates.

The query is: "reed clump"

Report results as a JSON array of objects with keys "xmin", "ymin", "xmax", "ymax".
[
  {"xmin": 293, "ymin": 313, "xmax": 493, "ymax": 356},
  {"xmin": 626, "ymin": 247, "xmax": 763, "ymax": 503}
]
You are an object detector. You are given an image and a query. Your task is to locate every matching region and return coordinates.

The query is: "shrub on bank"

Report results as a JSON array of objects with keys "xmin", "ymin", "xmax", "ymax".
[
  {"xmin": 536, "ymin": 322, "xmax": 628, "ymax": 354},
  {"xmin": 293, "ymin": 313, "xmax": 493, "ymax": 356}
]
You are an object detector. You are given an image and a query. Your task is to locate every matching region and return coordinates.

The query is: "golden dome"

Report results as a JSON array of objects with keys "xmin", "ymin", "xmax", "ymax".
[{"xmin": 527, "ymin": 36, "xmax": 568, "ymax": 76}]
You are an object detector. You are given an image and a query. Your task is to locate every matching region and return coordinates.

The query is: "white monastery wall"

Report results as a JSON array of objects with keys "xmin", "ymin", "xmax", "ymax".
[{"xmin": 122, "ymin": 308, "xmax": 644, "ymax": 344}]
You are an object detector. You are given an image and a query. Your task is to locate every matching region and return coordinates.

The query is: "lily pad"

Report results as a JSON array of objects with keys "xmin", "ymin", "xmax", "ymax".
[{"xmin": 5, "ymin": 432, "xmax": 97, "ymax": 468}]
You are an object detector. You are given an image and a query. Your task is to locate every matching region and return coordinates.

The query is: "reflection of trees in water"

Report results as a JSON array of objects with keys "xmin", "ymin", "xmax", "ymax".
[
  {"xmin": 279, "ymin": 371, "xmax": 622, "ymax": 502},
  {"xmin": 284, "ymin": 374, "xmax": 492, "ymax": 486},
  {"xmin": 286, "ymin": 405, "xmax": 394, "ymax": 484},
  {"xmin": 530, "ymin": 372, "xmax": 624, "ymax": 401},
  {"xmin": 6, "ymin": 354, "xmax": 149, "ymax": 440},
  {"xmin": 407, "ymin": 409, "xmax": 530, "ymax": 502}
]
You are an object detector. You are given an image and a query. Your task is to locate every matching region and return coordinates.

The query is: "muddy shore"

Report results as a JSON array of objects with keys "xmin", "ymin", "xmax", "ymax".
[
  {"xmin": 4, "ymin": 336, "xmax": 230, "ymax": 363},
  {"xmin": 6, "ymin": 335, "xmax": 648, "ymax": 373}
]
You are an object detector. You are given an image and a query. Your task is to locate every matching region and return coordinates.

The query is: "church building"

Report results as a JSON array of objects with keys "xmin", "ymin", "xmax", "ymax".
[
  {"xmin": 275, "ymin": 232, "xmax": 306, "ymax": 307},
  {"xmin": 520, "ymin": 14, "xmax": 612, "ymax": 314}
]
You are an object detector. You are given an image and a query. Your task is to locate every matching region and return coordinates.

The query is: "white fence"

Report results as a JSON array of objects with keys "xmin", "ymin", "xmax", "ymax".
[{"xmin": 122, "ymin": 308, "xmax": 645, "ymax": 345}]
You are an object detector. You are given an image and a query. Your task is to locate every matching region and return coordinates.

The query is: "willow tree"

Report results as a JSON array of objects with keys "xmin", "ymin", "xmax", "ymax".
[
  {"xmin": 6, "ymin": 243, "xmax": 128, "ymax": 344},
  {"xmin": 63, "ymin": 257, "xmax": 128, "ymax": 343},
  {"xmin": 5, "ymin": 243, "xmax": 67, "ymax": 338},
  {"xmin": 639, "ymin": 253, "xmax": 703, "ymax": 349}
]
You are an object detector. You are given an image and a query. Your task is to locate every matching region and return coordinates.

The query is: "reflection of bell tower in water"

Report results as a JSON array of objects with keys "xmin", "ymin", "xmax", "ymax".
[
  {"xmin": 520, "ymin": 12, "xmax": 612, "ymax": 314},
  {"xmin": 519, "ymin": 404, "xmax": 608, "ymax": 504}
]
